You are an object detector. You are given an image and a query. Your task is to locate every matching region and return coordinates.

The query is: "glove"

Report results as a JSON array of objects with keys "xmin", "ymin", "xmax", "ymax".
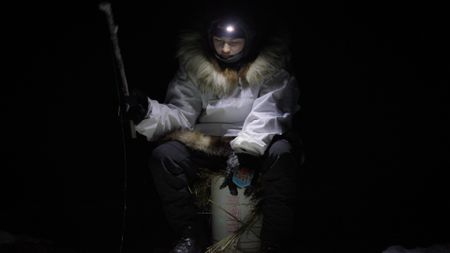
[
  {"xmin": 234, "ymin": 153, "xmax": 260, "ymax": 196},
  {"xmin": 123, "ymin": 89, "xmax": 149, "ymax": 124},
  {"xmin": 220, "ymin": 152, "xmax": 260, "ymax": 196},
  {"xmin": 220, "ymin": 152, "xmax": 239, "ymax": 196}
]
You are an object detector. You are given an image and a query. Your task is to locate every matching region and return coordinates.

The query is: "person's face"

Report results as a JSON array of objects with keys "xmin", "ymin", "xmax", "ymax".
[{"xmin": 212, "ymin": 36, "xmax": 245, "ymax": 58}]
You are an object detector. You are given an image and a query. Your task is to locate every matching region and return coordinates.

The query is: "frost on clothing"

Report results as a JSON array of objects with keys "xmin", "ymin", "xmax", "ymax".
[{"xmin": 135, "ymin": 32, "xmax": 300, "ymax": 156}]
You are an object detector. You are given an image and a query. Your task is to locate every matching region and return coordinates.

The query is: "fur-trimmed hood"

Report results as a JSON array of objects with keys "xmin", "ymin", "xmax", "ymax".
[{"xmin": 176, "ymin": 31, "xmax": 291, "ymax": 97}]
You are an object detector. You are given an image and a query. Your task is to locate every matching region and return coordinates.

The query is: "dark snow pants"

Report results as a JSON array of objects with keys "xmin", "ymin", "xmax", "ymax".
[{"xmin": 149, "ymin": 136, "xmax": 302, "ymax": 246}]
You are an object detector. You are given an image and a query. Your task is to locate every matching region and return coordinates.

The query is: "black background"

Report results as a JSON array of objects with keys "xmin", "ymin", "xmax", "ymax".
[{"xmin": 2, "ymin": 1, "xmax": 449, "ymax": 252}]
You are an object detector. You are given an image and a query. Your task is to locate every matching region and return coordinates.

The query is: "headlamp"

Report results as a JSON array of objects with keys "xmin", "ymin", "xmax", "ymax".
[{"xmin": 207, "ymin": 16, "xmax": 256, "ymax": 67}]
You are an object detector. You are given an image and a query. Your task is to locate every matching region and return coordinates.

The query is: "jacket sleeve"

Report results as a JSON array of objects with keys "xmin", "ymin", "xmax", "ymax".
[
  {"xmin": 230, "ymin": 70, "xmax": 300, "ymax": 156},
  {"xmin": 135, "ymin": 68, "xmax": 202, "ymax": 141}
]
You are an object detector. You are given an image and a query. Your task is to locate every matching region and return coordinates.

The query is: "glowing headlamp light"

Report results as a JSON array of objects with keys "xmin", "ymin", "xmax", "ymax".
[
  {"xmin": 212, "ymin": 21, "xmax": 245, "ymax": 39},
  {"xmin": 225, "ymin": 25, "xmax": 235, "ymax": 33}
]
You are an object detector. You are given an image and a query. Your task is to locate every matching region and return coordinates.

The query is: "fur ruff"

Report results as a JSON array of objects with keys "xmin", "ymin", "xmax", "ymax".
[
  {"xmin": 163, "ymin": 130, "xmax": 233, "ymax": 157},
  {"xmin": 176, "ymin": 32, "xmax": 290, "ymax": 97}
]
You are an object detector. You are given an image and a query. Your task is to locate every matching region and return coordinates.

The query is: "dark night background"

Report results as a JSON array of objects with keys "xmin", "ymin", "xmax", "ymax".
[{"xmin": 1, "ymin": 1, "xmax": 449, "ymax": 253}]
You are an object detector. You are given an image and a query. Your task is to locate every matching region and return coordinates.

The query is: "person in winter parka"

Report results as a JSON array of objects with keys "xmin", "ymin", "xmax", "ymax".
[{"xmin": 125, "ymin": 10, "xmax": 303, "ymax": 253}]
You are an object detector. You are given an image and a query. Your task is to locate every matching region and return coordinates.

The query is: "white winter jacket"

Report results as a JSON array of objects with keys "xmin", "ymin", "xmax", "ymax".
[{"xmin": 135, "ymin": 32, "xmax": 300, "ymax": 156}]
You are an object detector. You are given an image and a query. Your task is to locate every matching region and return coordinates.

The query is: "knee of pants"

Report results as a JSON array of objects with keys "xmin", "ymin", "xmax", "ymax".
[
  {"xmin": 267, "ymin": 136, "xmax": 305, "ymax": 167},
  {"xmin": 264, "ymin": 139, "xmax": 297, "ymax": 170},
  {"xmin": 265, "ymin": 139, "xmax": 293, "ymax": 160},
  {"xmin": 261, "ymin": 140, "xmax": 300, "ymax": 190},
  {"xmin": 149, "ymin": 140, "xmax": 197, "ymax": 179}
]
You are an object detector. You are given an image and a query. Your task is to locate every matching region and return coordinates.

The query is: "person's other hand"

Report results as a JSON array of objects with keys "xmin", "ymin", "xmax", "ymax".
[
  {"xmin": 233, "ymin": 153, "xmax": 260, "ymax": 197},
  {"xmin": 220, "ymin": 152, "xmax": 260, "ymax": 196}
]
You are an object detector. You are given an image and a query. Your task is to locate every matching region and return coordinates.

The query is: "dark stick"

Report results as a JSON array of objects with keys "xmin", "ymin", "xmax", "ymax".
[
  {"xmin": 99, "ymin": 2, "xmax": 136, "ymax": 139},
  {"xmin": 98, "ymin": 3, "xmax": 132, "ymax": 253}
]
